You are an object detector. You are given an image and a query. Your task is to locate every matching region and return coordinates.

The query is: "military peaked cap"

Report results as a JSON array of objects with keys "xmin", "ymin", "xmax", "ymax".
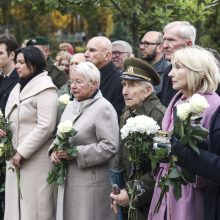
[
  {"xmin": 122, "ymin": 57, "xmax": 160, "ymax": 86},
  {"xmin": 26, "ymin": 36, "xmax": 49, "ymax": 46}
]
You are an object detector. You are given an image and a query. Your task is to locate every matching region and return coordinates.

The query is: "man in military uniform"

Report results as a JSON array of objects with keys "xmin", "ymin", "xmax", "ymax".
[
  {"xmin": 26, "ymin": 36, "xmax": 68, "ymax": 89},
  {"xmin": 110, "ymin": 57, "xmax": 166, "ymax": 220}
]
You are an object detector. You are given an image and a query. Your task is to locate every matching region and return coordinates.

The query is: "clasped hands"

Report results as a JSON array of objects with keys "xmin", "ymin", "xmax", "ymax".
[
  {"xmin": 110, "ymin": 188, "xmax": 129, "ymax": 214},
  {"xmin": 50, "ymin": 150, "xmax": 74, "ymax": 164}
]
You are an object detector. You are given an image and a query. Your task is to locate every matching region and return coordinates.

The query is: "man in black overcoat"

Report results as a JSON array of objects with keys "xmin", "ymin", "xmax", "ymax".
[
  {"xmin": 0, "ymin": 35, "xmax": 19, "ymax": 219},
  {"xmin": 85, "ymin": 36, "xmax": 125, "ymax": 120}
]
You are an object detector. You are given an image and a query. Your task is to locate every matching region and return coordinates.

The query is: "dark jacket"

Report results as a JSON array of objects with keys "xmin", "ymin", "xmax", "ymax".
[
  {"xmin": 46, "ymin": 58, "xmax": 68, "ymax": 89},
  {"xmin": 99, "ymin": 61, "xmax": 125, "ymax": 119},
  {"xmin": 118, "ymin": 93, "xmax": 166, "ymax": 220},
  {"xmin": 178, "ymin": 105, "xmax": 220, "ymax": 220},
  {"xmin": 0, "ymin": 68, "xmax": 19, "ymax": 218},
  {"xmin": 0, "ymin": 69, "xmax": 19, "ymax": 115},
  {"xmin": 158, "ymin": 64, "xmax": 177, "ymax": 107},
  {"xmin": 153, "ymin": 57, "xmax": 170, "ymax": 95}
]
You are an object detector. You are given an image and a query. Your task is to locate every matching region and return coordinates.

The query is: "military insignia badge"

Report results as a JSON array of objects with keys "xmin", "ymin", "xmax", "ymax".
[{"xmin": 127, "ymin": 66, "xmax": 134, "ymax": 73}]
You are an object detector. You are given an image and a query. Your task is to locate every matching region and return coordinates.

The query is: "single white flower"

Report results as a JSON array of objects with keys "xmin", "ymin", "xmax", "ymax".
[
  {"xmin": 59, "ymin": 94, "xmax": 70, "ymax": 105},
  {"xmin": 177, "ymin": 103, "xmax": 191, "ymax": 121},
  {"xmin": 0, "ymin": 109, "xmax": 3, "ymax": 118},
  {"xmin": 121, "ymin": 115, "xmax": 160, "ymax": 140},
  {"xmin": 57, "ymin": 120, "xmax": 73, "ymax": 133},
  {"xmin": 189, "ymin": 94, "xmax": 209, "ymax": 114}
]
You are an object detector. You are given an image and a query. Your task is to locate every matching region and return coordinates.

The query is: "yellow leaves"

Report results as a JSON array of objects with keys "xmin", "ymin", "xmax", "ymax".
[{"xmin": 51, "ymin": 10, "xmax": 71, "ymax": 28}]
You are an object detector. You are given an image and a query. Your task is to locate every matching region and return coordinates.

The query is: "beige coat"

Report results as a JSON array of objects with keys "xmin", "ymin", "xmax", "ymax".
[
  {"xmin": 52, "ymin": 91, "xmax": 119, "ymax": 220},
  {"xmin": 4, "ymin": 72, "xmax": 58, "ymax": 220}
]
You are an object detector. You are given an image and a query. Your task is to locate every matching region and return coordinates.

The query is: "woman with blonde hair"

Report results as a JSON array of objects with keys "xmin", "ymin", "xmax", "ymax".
[{"xmin": 148, "ymin": 45, "xmax": 220, "ymax": 220}]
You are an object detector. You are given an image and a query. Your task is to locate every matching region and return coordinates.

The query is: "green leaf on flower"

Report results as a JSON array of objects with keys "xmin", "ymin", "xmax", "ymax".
[
  {"xmin": 192, "ymin": 125, "xmax": 209, "ymax": 136},
  {"xmin": 189, "ymin": 139, "xmax": 200, "ymax": 155},
  {"xmin": 191, "ymin": 134, "xmax": 204, "ymax": 141},
  {"xmin": 169, "ymin": 167, "xmax": 181, "ymax": 179},
  {"xmin": 66, "ymin": 147, "xmax": 77, "ymax": 157},
  {"xmin": 173, "ymin": 181, "xmax": 182, "ymax": 200}
]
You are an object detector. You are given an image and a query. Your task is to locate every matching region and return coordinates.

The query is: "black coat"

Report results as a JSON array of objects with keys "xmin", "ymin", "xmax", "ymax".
[
  {"xmin": 0, "ymin": 69, "xmax": 19, "ymax": 217},
  {"xmin": 99, "ymin": 61, "xmax": 125, "ymax": 119},
  {"xmin": 0, "ymin": 69, "xmax": 19, "ymax": 115},
  {"xmin": 153, "ymin": 57, "xmax": 170, "ymax": 95},
  {"xmin": 183, "ymin": 105, "xmax": 220, "ymax": 220},
  {"xmin": 158, "ymin": 64, "xmax": 177, "ymax": 107}
]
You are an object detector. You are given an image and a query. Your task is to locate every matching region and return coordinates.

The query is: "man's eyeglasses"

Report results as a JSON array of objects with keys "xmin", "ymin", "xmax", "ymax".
[
  {"xmin": 139, "ymin": 41, "xmax": 161, "ymax": 48},
  {"xmin": 112, "ymin": 51, "xmax": 129, "ymax": 56}
]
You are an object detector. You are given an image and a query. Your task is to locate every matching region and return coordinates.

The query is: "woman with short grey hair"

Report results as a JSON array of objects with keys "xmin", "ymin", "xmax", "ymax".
[{"xmin": 50, "ymin": 61, "xmax": 119, "ymax": 220}]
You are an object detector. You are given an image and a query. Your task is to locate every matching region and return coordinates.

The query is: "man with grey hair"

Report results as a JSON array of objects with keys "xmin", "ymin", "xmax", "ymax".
[
  {"xmin": 112, "ymin": 40, "xmax": 133, "ymax": 72},
  {"xmin": 158, "ymin": 21, "xmax": 196, "ymax": 106},
  {"xmin": 85, "ymin": 36, "xmax": 125, "ymax": 119},
  {"xmin": 139, "ymin": 31, "xmax": 170, "ymax": 94}
]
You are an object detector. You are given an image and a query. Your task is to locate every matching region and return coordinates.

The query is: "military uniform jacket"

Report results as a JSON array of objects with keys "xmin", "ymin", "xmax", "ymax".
[
  {"xmin": 46, "ymin": 58, "xmax": 68, "ymax": 89},
  {"xmin": 117, "ymin": 92, "xmax": 166, "ymax": 220}
]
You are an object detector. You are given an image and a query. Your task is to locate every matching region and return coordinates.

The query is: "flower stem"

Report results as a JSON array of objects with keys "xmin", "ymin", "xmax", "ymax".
[{"xmin": 16, "ymin": 168, "xmax": 22, "ymax": 220}]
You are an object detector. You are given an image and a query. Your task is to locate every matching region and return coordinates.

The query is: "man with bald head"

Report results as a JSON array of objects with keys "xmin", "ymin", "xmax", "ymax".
[
  {"xmin": 85, "ymin": 36, "xmax": 125, "ymax": 119},
  {"xmin": 139, "ymin": 31, "xmax": 170, "ymax": 94}
]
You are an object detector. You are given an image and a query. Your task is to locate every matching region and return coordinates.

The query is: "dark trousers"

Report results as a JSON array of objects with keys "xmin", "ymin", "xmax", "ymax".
[{"xmin": 0, "ymin": 162, "xmax": 5, "ymax": 220}]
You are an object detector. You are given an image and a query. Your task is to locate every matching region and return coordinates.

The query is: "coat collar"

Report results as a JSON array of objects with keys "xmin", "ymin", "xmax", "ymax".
[
  {"xmin": 5, "ymin": 71, "xmax": 56, "ymax": 118},
  {"xmin": 121, "ymin": 93, "xmax": 161, "ymax": 124},
  {"xmin": 61, "ymin": 90, "xmax": 103, "ymax": 124},
  {"xmin": 162, "ymin": 91, "xmax": 220, "ymax": 131},
  {"xmin": 19, "ymin": 71, "xmax": 56, "ymax": 101}
]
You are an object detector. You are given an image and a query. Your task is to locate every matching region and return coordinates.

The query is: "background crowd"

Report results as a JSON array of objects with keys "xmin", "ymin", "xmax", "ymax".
[{"xmin": 0, "ymin": 20, "xmax": 220, "ymax": 220}]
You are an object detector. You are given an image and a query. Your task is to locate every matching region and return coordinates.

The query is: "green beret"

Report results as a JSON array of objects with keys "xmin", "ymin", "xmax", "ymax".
[
  {"xmin": 122, "ymin": 57, "xmax": 160, "ymax": 86},
  {"xmin": 26, "ymin": 36, "xmax": 49, "ymax": 46}
]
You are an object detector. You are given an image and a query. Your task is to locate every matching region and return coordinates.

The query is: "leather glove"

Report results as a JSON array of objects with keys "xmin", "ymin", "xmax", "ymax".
[{"xmin": 170, "ymin": 136, "xmax": 192, "ymax": 166}]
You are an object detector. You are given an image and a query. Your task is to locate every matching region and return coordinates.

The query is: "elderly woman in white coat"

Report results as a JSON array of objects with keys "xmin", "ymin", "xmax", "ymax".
[
  {"xmin": 50, "ymin": 61, "xmax": 119, "ymax": 220},
  {"xmin": 0, "ymin": 46, "xmax": 58, "ymax": 220}
]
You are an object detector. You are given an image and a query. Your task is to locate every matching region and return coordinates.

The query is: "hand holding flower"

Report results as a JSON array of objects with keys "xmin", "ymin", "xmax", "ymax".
[
  {"xmin": 57, "ymin": 150, "xmax": 75, "ymax": 161},
  {"xmin": 0, "ymin": 129, "xmax": 6, "ymax": 137},
  {"xmin": 51, "ymin": 150, "xmax": 75, "ymax": 163},
  {"xmin": 47, "ymin": 120, "xmax": 77, "ymax": 185},
  {"xmin": 50, "ymin": 151, "xmax": 61, "ymax": 164},
  {"xmin": 11, "ymin": 152, "xmax": 24, "ymax": 168}
]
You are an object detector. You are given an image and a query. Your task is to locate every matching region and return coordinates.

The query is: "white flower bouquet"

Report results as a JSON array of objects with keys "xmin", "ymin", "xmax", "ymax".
[
  {"xmin": 175, "ymin": 93, "xmax": 209, "ymax": 154},
  {"xmin": 47, "ymin": 120, "xmax": 77, "ymax": 185},
  {"xmin": 0, "ymin": 109, "xmax": 15, "ymax": 162},
  {"xmin": 121, "ymin": 115, "xmax": 160, "ymax": 219},
  {"xmin": 154, "ymin": 94, "xmax": 210, "ymax": 213}
]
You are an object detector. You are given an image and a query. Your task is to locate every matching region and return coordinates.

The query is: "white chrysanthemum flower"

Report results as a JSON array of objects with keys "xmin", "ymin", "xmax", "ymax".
[
  {"xmin": 177, "ymin": 103, "xmax": 191, "ymax": 121},
  {"xmin": 189, "ymin": 94, "xmax": 209, "ymax": 114},
  {"xmin": 59, "ymin": 94, "xmax": 71, "ymax": 105},
  {"xmin": 57, "ymin": 120, "xmax": 73, "ymax": 133},
  {"xmin": 120, "ymin": 115, "xmax": 160, "ymax": 140}
]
